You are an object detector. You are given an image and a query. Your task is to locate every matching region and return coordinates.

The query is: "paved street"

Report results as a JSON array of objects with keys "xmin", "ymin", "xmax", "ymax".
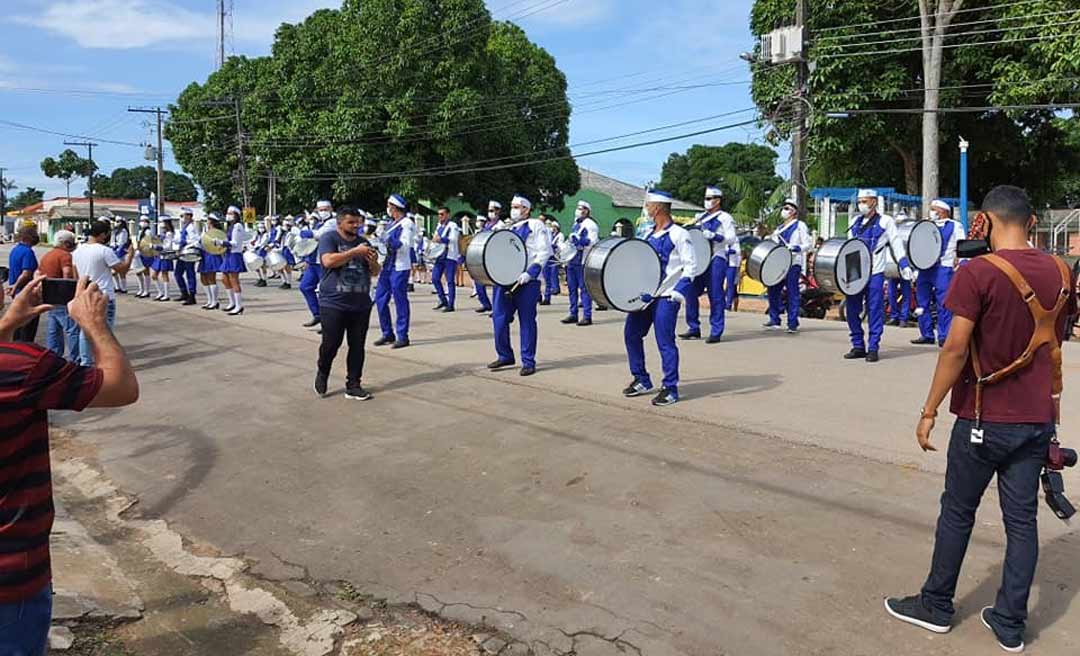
[{"xmin": 28, "ymin": 266, "xmax": 1080, "ymax": 655}]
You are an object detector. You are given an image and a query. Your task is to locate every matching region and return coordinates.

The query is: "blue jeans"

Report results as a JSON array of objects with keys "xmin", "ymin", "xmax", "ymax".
[
  {"xmin": 78, "ymin": 299, "xmax": 116, "ymax": 367},
  {"xmin": 921, "ymin": 419, "xmax": 1053, "ymax": 645},
  {"xmin": 0, "ymin": 584, "xmax": 51, "ymax": 656},
  {"xmin": 45, "ymin": 306, "xmax": 80, "ymax": 362}
]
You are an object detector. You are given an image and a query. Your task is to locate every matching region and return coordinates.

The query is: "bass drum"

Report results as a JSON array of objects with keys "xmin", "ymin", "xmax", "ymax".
[
  {"xmin": 555, "ymin": 239, "xmax": 576, "ymax": 265},
  {"xmin": 746, "ymin": 239, "xmax": 792, "ymax": 287},
  {"xmin": 898, "ymin": 220, "xmax": 942, "ymax": 271},
  {"xmin": 814, "ymin": 238, "xmax": 872, "ymax": 296},
  {"xmin": 465, "ymin": 229, "xmax": 527, "ymax": 287},
  {"xmin": 265, "ymin": 249, "xmax": 288, "ymax": 272},
  {"xmin": 243, "ymin": 250, "xmax": 264, "ymax": 270},
  {"xmin": 684, "ymin": 226, "xmax": 712, "ymax": 278},
  {"xmin": 583, "ymin": 238, "xmax": 662, "ymax": 313}
]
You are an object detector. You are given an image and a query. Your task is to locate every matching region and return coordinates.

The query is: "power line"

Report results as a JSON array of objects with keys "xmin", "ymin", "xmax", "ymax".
[
  {"xmin": 814, "ymin": 0, "xmax": 1049, "ymax": 33},
  {"xmin": 814, "ymin": 15, "xmax": 1080, "ymax": 51},
  {"xmin": 0, "ymin": 119, "xmax": 142, "ymax": 146},
  {"xmin": 825, "ymin": 102, "xmax": 1080, "ymax": 115},
  {"xmin": 814, "ymin": 4, "xmax": 1080, "ymax": 43},
  {"xmin": 816, "ymin": 31, "xmax": 1073, "ymax": 60}
]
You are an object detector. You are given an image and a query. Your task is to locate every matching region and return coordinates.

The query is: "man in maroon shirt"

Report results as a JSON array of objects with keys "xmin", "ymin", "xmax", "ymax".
[
  {"xmin": 0, "ymin": 274, "xmax": 138, "ymax": 655},
  {"xmin": 885, "ymin": 186, "xmax": 1075, "ymax": 653}
]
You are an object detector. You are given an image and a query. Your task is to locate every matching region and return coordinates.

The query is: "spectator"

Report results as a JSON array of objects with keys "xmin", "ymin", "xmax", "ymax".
[
  {"xmin": 0, "ymin": 275, "xmax": 138, "ymax": 655},
  {"xmin": 36, "ymin": 230, "xmax": 81, "ymax": 362},
  {"xmin": 72, "ymin": 221, "xmax": 134, "ymax": 366},
  {"xmin": 315, "ymin": 207, "xmax": 380, "ymax": 401},
  {"xmin": 6, "ymin": 226, "xmax": 41, "ymax": 342}
]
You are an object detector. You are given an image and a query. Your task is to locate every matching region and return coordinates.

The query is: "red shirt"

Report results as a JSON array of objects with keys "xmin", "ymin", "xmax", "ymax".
[
  {"xmin": 0, "ymin": 342, "xmax": 102, "ymax": 602},
  {"xmin": 946, "ymin": 249, "xmax": 1076, "ymax": 423},
  {"xmin": 38, "ymin": 247, "xmax": 74, "ymax": 279}
]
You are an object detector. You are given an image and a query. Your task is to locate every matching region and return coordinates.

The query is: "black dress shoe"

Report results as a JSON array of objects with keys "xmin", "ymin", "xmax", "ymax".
[
  {"xmin": 886, "ymin": 319, "xmax": 900, "ymax": 327},
  {"xmin": 705, "ymin": 335, "xmax": 723, "ymax": 344},
  {"xmin": 392, "ymin": 339, "xmax": 410, "ymax": 349},
  {"xmin": 911, "ymin": 337, "xmax": 936, "ymax": 345},
  {"xmin": 373, "ymin": 336, "xmax": 394, "ymax": 346},
  {"xmin": 519, "ymin": 366, "xmax": 536, "ymax": 377},
  {"xmin": 433, "ymin": 303, "xmax": 447, "ymax": 310},
  {"xmin": 595, "ymin": 305, "xmax": 609, "ymax": 311},
  {"xmin": 903, "ymin": 320, "xmax": 918, "ymax": 328},
  {"xmin": 407, "ymin": 283, "xmax": 415, "ymax": 292},
  {"xmin": 488, "ymin": 359, "xmax": 515, "ymax": 370},
  {"xmin": 539, "ymin": 299, "xmax": 551, "ymax": 306},
  {"xmin": 844, "ymin": 348, "xmax": 868, "ymax": 360},
  {"xmin": 679, "ymin": 331, "xmax": 701, "ymax": 340},
  {"xmin": 560, "ymin": 316, "xmax": 578, "ymax": 324},
  {"xmin": 182, "ymin": 298, "xmax": 197, "ymax": 306},
  {"xmin": 577, "ymin": 319, "xmax": 592, "ymax": 327},
  {"xmin": 475, "ymin": 307, "xmax": 491, "ymax": 313},
  {"xmin": 442, "ymin": 307, "xmax": 455, "ymax": 313},
  {"xmin": 866, "ymin": 351, "xmax": 880, "ymax": 363},
  {"xmin": 203, "ymin": 303, "xmax": 219, "ymax": 311},
  {"xmin": 303, "ymin": 318, "xmax": 321, "ymax": 328},
  {"xmin": 255, "ymin": 279, "xmax": 267, "ymax": 287}
]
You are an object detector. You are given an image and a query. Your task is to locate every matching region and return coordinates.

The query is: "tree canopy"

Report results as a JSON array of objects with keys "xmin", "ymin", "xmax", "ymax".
[
  {"xmin": 41, "ymin": 149, "xmax": 96, "ymax": 201},
  {"xmin": 657, "ymin": 143, "xmax": 784, "ymax": 218},
  {"xmin": 166, "ymin": 0, "xmax": 579, "ymax": 213},
  {"xmin": 89, "ymin": 166, "xmax": 198, "ymax": 202},
  {"xmin": 750, "ymin": 0, "xmax": 1080, "ymax": 207},
  {"xmin": 9, "ymin": 187, "xmax": 45, "ymax": 210}
]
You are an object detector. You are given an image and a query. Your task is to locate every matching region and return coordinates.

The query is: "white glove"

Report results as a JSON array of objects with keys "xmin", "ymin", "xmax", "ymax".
[
  {"xmin": 901, "ymin": 267, "xmax": 914, "ymax": 282},
  {"xmin": 516, "ymin": 272, "xmax": 532, "ymax": 286},
  {"xmin": 668, "ymin": 289, "xmax": 686, "ymax": 305},
  {"xmin": 702, "ymin": 230, "xmax": 715, "ymax": 240}
]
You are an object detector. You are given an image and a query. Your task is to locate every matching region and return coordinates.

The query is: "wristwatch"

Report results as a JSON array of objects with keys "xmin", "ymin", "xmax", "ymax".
[{"xmin": 920, "ymin": 407, "xmax": 938, "ymax": 420}]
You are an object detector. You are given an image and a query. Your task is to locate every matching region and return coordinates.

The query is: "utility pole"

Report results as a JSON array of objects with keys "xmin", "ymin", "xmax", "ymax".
[
  {"xmin": 203, "ymin": 97, "xmax": 250, "ymax": 209},
  {"xmin": 63, "ymin": 141, "xmax": 98, "ymax": 223},
  {"xmin": 128, "ymin": 107, "xmax": 167, "ymax": 216},
  {"xmin": 791, "ymin": 0, "xmax": 809, "ymax": 216},
  {"xmin": 0, "ymin": 167, "xmax": 7, "ymax": 227}
]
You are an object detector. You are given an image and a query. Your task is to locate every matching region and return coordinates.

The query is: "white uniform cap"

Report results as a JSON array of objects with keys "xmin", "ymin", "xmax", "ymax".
[
  {"xmin": 930, "ymin": 199, "xmax": 952, "ymax": 214},
  {"xmin": 180, "ymin": 207, "xmax": 194, "ymax": 215},
  {"xmin": 705, "ymin": 186, "xmax": 723, "ymax": 197},
  {"xmin": 645, "ymin": 189, "xmax": 674, "ymax": 204},
  {"xmin": 227, "ymin": 205, "xmax": 241, "ymax": 215},
  {"xmin": 856, "ymin": 189, "xmax": 877, "ymax": 199},
  {"xmin": 489, "ymin": 200, "xmax": 502, "ymax": 210},
  {"xmin": 512, "ymin": 194, "xmax": 532, "ymax": 210},
  {"xmin": 577, "ymin": 200, "xmax": 591, "ymax": 211},
  {"xmin": 316, "ymin": 200, "xmax": 333, "ymax": 210},
  {"xmin": 388, "ymin": 194, "xmax": 407, "ymax": 209}
]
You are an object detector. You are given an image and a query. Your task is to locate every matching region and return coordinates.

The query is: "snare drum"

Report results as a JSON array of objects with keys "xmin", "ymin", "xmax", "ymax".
[
  {"xmin": 465, "ymin": 229, "xmax": 527, "ymax": 287},
  {"xmin": 747, "ymin": 239, "xmax": 792, "ymax": 287},
  {"xmin": 555, "ymin": 239, "xmax": 576, "ymax": 265},
  {"xmin": 684, "ymin": 226, "xmax": 712, "ymax": 278},
  {"xmin": 265, "ymin": 249, "xmax": 288, "ymax": 272},
  {"xmin": 179, "ymin": 244, "xmax": 202, "ymax": 263},
  {"xmin": 898, "ymin": 220, "xmax": 942, "ymax": 271},
  {"xmin": 243, "ymin": 250, "xmax": 265, "ymax": 270},
  {"xmin": 814, "ymin": 238, "xmax": 872, "ymax": 296},
  {"xmin": 583, "ymin": 238, "xmax": 663, "ymax": 313}
]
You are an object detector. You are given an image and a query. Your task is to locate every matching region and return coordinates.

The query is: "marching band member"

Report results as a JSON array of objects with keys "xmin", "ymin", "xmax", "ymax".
[
  {"xmin": 682, "ymin": 185, "xmax": 737, "ymax": 343},
  {"xmin": 725, "ymin": 234, "xmax": 741, "ymax": 310},
  {"xmin": 109, "ymin": 217, "xmax": 131, "ymax": 294},
  {"xmin": 623, "ymin": 190, "xmax": 696, "ymax": 407},
  {"xmin": 134, "ymin": 216, "xmax": 154, "ymax": 298},
  {"xmin": 174, "ymin": 207, "xmax": 199, "ymax": 305},
  {"xmin": 314, "ymin": 200, "xmax": 336, "ymax": 236},
  {"xmin": 216, "ymin": 206, "xmax": 247, "ymax": 316},
  {"xmin": 279, "ymin": 216, "xmax": 297, "ymax": 289},
  {"xmin": 430, "ymin": 206, "xmax": 461, "ymax": 312},
  {"xmin": 844, "ymin": 189, "xmax": 909, "ymax": 362},
  {"xmin": 250, "ymin": 220, "xmax": 271, "ymax": 287},
  {"xmin": 151, "ymin": 217, "xmax": 175, "ymax": 301},
  {"xmin": 473, "ymin": 201, "xmax": 503, "ymax": 313},
  {"xmin": 562, "ymin": 200, "xmax": 599, "ymax": 327},
  {"xmin": 911, "ymin": 200, "xmax": 965, "ymax": 347},
  {"xmin": 489, "ymin": 194, "xmax": 552, "ymax": 376},
  {"xmin": 298, "ymin": 222, "xmax": 323, "ymax": 328},
  {"xmin": 887, "ymin": 211, "xmax": 915, "ymax": 327},
  {"xmin": 541, "ymin": 217, "xmax": 563, "ymax": 306},
  {"xmin": 373, "ymin": 194, "xmax": 416, "ymax": 348},
  {"xmin": 199, "ymin": 214, "xmax": 223, "ymax": 309},
  {"xmin": 764, "ymin": 199, "xmax": 813, "ymax": 334}
]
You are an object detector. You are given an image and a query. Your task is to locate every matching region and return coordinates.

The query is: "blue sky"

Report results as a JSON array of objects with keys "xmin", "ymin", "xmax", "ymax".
[{"xmin": 0, "ymin": 0, "xmax": 768, "ymax": 203}]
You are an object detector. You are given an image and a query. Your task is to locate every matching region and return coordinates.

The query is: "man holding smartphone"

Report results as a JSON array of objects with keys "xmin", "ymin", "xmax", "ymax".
[
  {"xmin": 0, "ymin": 274, "xmax": 139, "ymax": 656},
  {"xmin": 72, "ymin": 221, "xmax": 134, "ymax": 366},
  {"xmin": 7, "ymin": 226, "xmax": 41, "ymax": 342},
  {"xmin": 36, "ymin": 230, "xmax": 80, "ymax": 361}
]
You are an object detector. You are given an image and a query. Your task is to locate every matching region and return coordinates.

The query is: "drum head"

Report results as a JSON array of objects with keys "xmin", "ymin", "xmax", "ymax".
[
  {"xmin": 905, "ymin": 220, "xmax": 943, "ymax": 270},
  {"xmin": 587, "ymin": 238, "xmax": 661, "ymax": 312},
  {"xmin": 835, "ymin": 239, "xmax": 872, "ymax": 296},
  {"xmin": 685, "ymin": 227, "xmax": 712, "ymax": 278},
  {"xmin": 482, "ymin": 230, "xmax": 527, "ymax": 287}
]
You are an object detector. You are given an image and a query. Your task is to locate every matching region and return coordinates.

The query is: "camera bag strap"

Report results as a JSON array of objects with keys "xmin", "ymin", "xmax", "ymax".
[{"xmin": 970, "ymin": 254, "xmax": 1072, "ymax": 427}]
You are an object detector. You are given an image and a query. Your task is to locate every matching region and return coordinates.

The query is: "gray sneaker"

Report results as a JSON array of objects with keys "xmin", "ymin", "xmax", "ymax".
[
  {"xmin": 884, "ymin": 596, "xmax": 950, "ymax": 634},
  {"xmin": 981, "ymin": 607, "xmax": 1024, "ymax": 653}
]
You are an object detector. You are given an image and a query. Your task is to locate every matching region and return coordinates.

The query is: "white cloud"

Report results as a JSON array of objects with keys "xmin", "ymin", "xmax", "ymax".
[
  {"xmin": 514, "ymin": 0, "xmax": 616, "ymax": 28},
  {"xmin": 14, "ymin": 0, "xmax": 213, "ymax": 49}
]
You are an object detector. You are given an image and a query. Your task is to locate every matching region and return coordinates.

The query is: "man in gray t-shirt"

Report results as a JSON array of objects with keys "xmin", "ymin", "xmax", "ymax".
[{"xmin": 314, "ymin": 208, "xmax": 381, "ymax": 400}]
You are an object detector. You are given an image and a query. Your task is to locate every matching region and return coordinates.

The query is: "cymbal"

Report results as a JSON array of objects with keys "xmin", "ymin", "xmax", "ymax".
[
  {"xmin": 138, "ymin": 236, "xmax": 161, "ymax": 258},
  {"xmin": 291, "ymin": 237, "xmax": 318, "ymax": 258},
  {"xmin": 201, "ymin": 228, "xmax": 228, "ymax": 255}
]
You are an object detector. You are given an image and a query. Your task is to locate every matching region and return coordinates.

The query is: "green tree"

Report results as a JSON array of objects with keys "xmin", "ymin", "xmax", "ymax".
[
  {"xmin": 41, "ymin": 149, "xmax": 96, "ymax": 201},
  {"xmin": 88, "ymin": 166, "xmax": 198, "ymax": 201},
  {"xmin": 657, "ymin": 143, "xmax": 784, "ymax": 212},
  {"xmin": 166, "ymin": 0, "xmax": 579, "ymax": 213},
  {"xmin": 9, "ymin": 187, "xmax": 45, "ymax": 210}
]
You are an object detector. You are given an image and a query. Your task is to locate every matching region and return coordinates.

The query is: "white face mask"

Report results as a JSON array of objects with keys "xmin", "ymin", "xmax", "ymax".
[
  {"xmin": 858, "ymin": 202, "xmax": 872, "ymax": 215},
  {"xmin": 488, "ymin": 211, "xmax": 499, "ymax": 219},
  {"xmin": 317, "ymin": 210, "xmax": 331, "ymax": 220},
  {"xmin": 781, "ymin": 208, "xmax": 796, "ymax": 221},
  {"xmin": 510, "ymin": 208, "xmax": 524, "ymax": 221},
  {"xmin": 575, "ymin": 209, "xmax": 587, "ymax": 219},
  {"xmin": 705, "ymin": 198, "xmax": 721, "ymax": 210}
]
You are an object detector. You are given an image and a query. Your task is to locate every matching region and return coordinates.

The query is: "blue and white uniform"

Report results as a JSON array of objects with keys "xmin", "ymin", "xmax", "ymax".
[
  {"xmin": 625, "ymin": 215, "xmax": 696, "ymax": 400},
  {"xmin": 566, "ymin": 203, "xmax": 599, "ymax": 322},
  {"xmin": 725, "ymin": 236, "xmax": 741, "ymax": 310},
  {"xmin": 298, "ymin": 227, "xmax": 323, "ymax": 321},
  {"xmin": 766, "ymin": 213, "xmax": 813, "ymax": 331},
  {"xmin": 543, "ymin": 222, "xmax": 563, "ymax": 302},
  {"xmin": 375, "ymin": 206, "xmax": 416, "ymax": 342},
  {"xmin": 473, "ymin": 206, "xmax": 502, "ymax": 312},
  {"xmin": 151, "ymin": 228, "xmax": 174, "ymax": 273},
  {"xmin": 492, "ymin": 199, "xmax": 553, "ymax": 370},
  {"xmin": 174, "ymin": 218, "xmax": 200, "ymax": 298},
  {"xmin": 685, "ymin": 189, "xmax": 737, "ymax": 339},
  {"xmin": 200, "ymin": 222, "xmax": 222, "ymax": 275},
  {"xmin": 109, "ymin": 221, "xmax": 131, "ymax": 293},
  {"xmin": 431, "ymin": 218, "xmax": 462, "ymax": 310},
  {"xmin": 220, "ymin": 222, "xmax": 248, "ymax": 273},
  {"xmin": 845, "ymin": 194, "xmax": 906, "ymax": 354},
  {"xmin": 916, "ymin": 202, "xmax": 965, "ymax": 345},
  {"xmin": 887, "ymin": 215, "xmax": 914, "ymax": 324}
]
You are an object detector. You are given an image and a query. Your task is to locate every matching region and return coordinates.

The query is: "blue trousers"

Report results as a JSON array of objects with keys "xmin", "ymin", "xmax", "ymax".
[
  {"xmin": 846, "ymin": 273, "xmax": 885, "ymax": 352},
  {"xmin": 299, "ymin": 264, "xmax": 322, "ymax": 319},
  {"xmin": 78, "ymin": 299, "xmax": 116, "ymax": 367},
  {"xmin": 475, "ymin": 283, "xmax": 491, "ymax": 311},
  {"xmin": 46, "ymin": 306, "xmax": 80, "ymax": 362},
  {"xmin": 543, "ymin": 262, "xmax": 560, "ymax": 301},
  {"xmin": 375, "ymin": 268, "xmax": 411, "ymax": 341},
  {"xmin": 725, "ymin": 264, "xmax": 738, "ymax": 310},
  {"xmin": 432, "ymin": 258, "xmax": 457, "ymax": 308},
  {"xmin": 685, "ymin": 258, "xmax": 728, "ymax": 337},
  {"xmin": 917, "ymin": 265, "xmax": 954, "ymax": 344},
  {"xmin": 888, "ymin": 278, "xmax": 912, "ymax": 321},
  {"xmin": 566, "ymin": 262, "xmax": 591, "ymax": 320},
  {"xmin": 921, "ymin": 419, "xmax": 1053, "ymax": 647},
  {"xmin": 175, "ymin": 260, "xmax": 197, "ymax": 295},
  {"xmin": 493, "ymin": 280, "xmax": 540, "ymax": 368},
  {"xmin": 767, "ymin": 264, "xmax": 802, "ymax": 330},
  {"xmin": 0, "ymin": 584, "xmax": 51, "ymax": 656},
  {"xmin": 625, "ymin": 299, "xmax": 680, "ymax": 393}
]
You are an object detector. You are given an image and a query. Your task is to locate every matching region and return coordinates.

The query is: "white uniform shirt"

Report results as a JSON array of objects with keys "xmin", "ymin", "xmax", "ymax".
[
  {"xmin": 511, "ymin": 218, "xmax": 553, "ymax": 279},
  {"xmin": 384, "ymin": 216, "xmax": 417, "ymax": 272},
  {"xmin": 848, "ymin": 212, "xmax": 906, "ymax": 276},
  {"xmin": 728, "ymin": 236, "xmax": 742, "ymax": 268},
  {"xmin": 228, "ymin": 224, "xmax": 246, "ymax": 254},
  {"xmin": 770, "ymin": 219, "xmax": 814, "ymax": 270},
  {"xmin": 434, "ymin": 221, "xmax": 462, "ymax": 261},
  {"xmin": 571, "ymin": 217, "xmax": 600, "ymax": 251},
  {"xmin": 177, "ymin": 222, "xmax": 200, "ymax": 249},
  {"xmin": 936, "ymin": 218, "xmax": 966, "ymax": 268},
  {"xmin": 649, "ymin": 222, "xmax": 697, "ymax": 291}
]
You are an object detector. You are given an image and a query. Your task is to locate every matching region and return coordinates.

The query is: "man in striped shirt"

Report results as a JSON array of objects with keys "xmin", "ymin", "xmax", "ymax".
[{"xmin": 0, "ymin": 274, "xmax": 138, "ymax": 655}]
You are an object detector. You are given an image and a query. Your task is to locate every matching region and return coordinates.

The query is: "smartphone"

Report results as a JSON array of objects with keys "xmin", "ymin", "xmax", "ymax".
[
  {"xmin": 956, "ymin": 239, "xmax": 991, "ymax": 259},
  {"xmin": 0, "ymin": 266, "xmax": 8, "ymax": 281},
  {"xmin": 42, "ymin": 278, "xmax": 78, "ymax": 306}
]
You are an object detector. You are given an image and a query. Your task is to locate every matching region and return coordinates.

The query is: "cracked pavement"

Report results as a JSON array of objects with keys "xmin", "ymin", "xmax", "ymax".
[{"xmin": 53, "ymin": 281, "xmax": 1080, "ymax": 655}]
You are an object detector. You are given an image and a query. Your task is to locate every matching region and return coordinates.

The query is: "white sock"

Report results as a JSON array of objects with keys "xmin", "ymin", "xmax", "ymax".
[
  {"xmin": 211, "ymin": 286, "xmax": 219, "ymax": 305},
  {"xmin": 154, "ymin": 280, "xmax": 162, "ymax": 296},
  {"xmin": 162, "ymin": 280, "xmax": 170, "ymax": 296},
  {"xmin": 227, "ymin": 290, "xmax": 236, "ymax": 307},
  {"xmin": 284, "ymin": 271, "xmax": 293, "ymax": 285},
  {"xmin": 234, "ymin": 291, "xmax": 243, "ymax": 310},
  {"xmin": 203, "ymin": 284, "xmax": 213, "ymax": 305}
]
